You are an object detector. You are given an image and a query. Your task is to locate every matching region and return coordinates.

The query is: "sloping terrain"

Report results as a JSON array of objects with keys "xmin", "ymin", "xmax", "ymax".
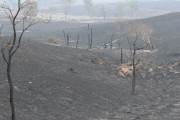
[
  {"xmin": 0, "ymin": 12, "xmax": 180, "ymax": 120},
  {"xmin": 65, "ymin": 12, "xmax": 180, "ymax": 60},
  {"xmin": 2, "ymin": 12, "xmax": 180, "ymax": 55},
  {"xmin": 0, "ymin": 40, "xmax": 180, "ymax": 120},
  {"xmin": 132, "ymin": 12, "xmax": 180, "ymax": 61},
  {"xmin": 0, "ymin": 41, "xmax": 127, "ymax": 120}
]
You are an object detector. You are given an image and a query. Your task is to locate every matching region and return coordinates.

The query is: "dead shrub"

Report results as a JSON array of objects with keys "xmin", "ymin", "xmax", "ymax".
[
  {"xmin": 92, "ymin": 58, "xmax": 106, "ymax": 65},
  {"xmin": 96, "ymin": 58, "xmax": 105, "ymax": 65},
  {"xmin": 117, "ymin": 61, "xmax": 144, "ymax": 77},
  {"xmin": 47, "ymin": 37, "xmax": 58, "ymax": 44},
  {"xmin": 117, "ymin": 62, "xmax": 133, "ymax": 77}
]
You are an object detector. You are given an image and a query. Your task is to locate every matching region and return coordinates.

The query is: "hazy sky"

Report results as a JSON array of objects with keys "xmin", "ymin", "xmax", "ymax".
[
  {"xmin": 39, "ymin": 0, "xmax": 120, "ymax": 6},
  {"xmin": 38, "ymin": 0, "xmax": 178, "ymax": 7},
  {"xmin": 38, "ymin": 0, "xmax": 168, "ymax": 6},
  {"xmin": 76, "ymin": 0, "xmax": 120, "ymax": 4}
]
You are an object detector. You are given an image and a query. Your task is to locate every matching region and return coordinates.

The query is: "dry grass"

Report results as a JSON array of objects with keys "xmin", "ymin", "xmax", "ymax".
[
  {"xmin": 96, "ymin": 58, "xmax": 105, "ymax": 65},
  {"xmin": 47, "ymin": 37, "xmax": 59, "ymax": 44}
]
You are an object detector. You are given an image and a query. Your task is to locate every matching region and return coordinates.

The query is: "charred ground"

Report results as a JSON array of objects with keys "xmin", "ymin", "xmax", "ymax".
[{"xmin": 0, "ymin": 12, "xmax": 180, "ymax": 120}]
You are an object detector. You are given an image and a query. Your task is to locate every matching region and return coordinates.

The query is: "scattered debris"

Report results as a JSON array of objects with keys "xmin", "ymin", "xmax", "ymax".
[{"xmin": 68, "ymin": 68, "xmax": 74, "ymax": 72}]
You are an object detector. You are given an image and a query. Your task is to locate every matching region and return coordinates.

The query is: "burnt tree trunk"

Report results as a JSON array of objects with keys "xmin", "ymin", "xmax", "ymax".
[
  {"xmin": 132, "ymin": 44, "xmax": 136, "ymax": 95},
  {"xmin": 7, "ymin": 59, "xmax": 15, "ymax": 120},
  {"xmin": 76, "ymin": 34, "xmax": 79, "ymax": 48},
  {"xmin": 90, "ymin": 28, "xmax": 92, "ymax": 48},
  {"xmin": 1, "ymin": 1, "xmax": 50, "ymax": 120},
  {"xmin": 63, "ymin": 30, "xmax": 66, "ymax": 44},
  {"xmin": 0, "ymin": 24, "xmax": 3, "ymax": 36},
  {"xmin": 110, "ymin": 33, "xmax": 114, "ymax": 50},
  {"xmin": 120, "ymin": 48, "xmax": 123, "ymax": 64},
  {"xmin": 66, "ymin": 33, "xmax": 69, "ymax": 46},
  {"xmin": 87, "ymin": 24, "xmax": 92, "ymax": 49}
]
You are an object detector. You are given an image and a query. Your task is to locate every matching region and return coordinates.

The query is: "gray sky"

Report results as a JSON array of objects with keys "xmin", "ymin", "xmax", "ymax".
[
  {"xmin": 39, "ymin": 0, "xmax": 120, "ymax": 6},
  {"xmin": 38, "ymin": 0, "xmax": 173, "ymax": 8},
  {"xmin": 38, "ymin": 0, "xmax": 168, "ymax": 6},
  {"xmin": 76, "ymin": 0, "xmax": 120, "ymax": 4}
]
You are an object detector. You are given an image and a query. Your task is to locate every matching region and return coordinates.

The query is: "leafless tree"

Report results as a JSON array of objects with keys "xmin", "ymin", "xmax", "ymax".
[
  {"xmin": 113, "ymin": 15, "xmax": 125, "ymax": 64},
  {"xmin": 59, "ymin": 0, "xmax": 75, "ymax": 19},
  {"xmin": 83, "ymin": 0, "xmax": 94, "ymax": 19},
  {"xmin": 114, "ymin": 0, "xmax": 126, "ymax": 19},
  {"xmin": 115, "ymin": 0, "xmax": 139, "ymax": 19},
  {"xmin": 127, "ymin": 36, "xmax": 140, "ymax": 94},
  {"xmin": 116, "ymin": 38, "xmax": 123, "ymax": 64},
  {"xmin": 0, "ymin": 0, "xmax": 50, "ymax": 120},
  {"xmin": 100, "ymin": 5, "xmax": 107, "ymax": 20},
  {"xmin": 134, "ymin": 23, "xmax": 153, "ymax": 50},
  {"xmin": 21, "ymin": 0, "xmax": 38, "ymax": 19},
  {"xmin": 66, "ymin": 33, "xmax": 69, "ymax": 46},
  {"xmin": 127, "ymin": 0, "xmax": 139, "ymax": 16},
  {"xmin": 63, "ymin": 30, "xmax": 66, "ymax": 43},
  {"xmin": 76, "ymin": 34, "xmax": 79, "ymax": 48},
  {"xmin": 120, "ymin": 48, "xmax": 123, "ymax": 64},
  {"xmin": 62, "ymin": 30, "xmax": 70, "ymax": 46},
  {"xmin": 110, "ymin": 33, "xmax": 114, "ymax": 50},
  {"xmin": 87, "ymin": 24, "xmax": 92, "ymax": 49},
  {"xmin": 126, "ymin": 23, "xmax": 144, "ymax": 94}
]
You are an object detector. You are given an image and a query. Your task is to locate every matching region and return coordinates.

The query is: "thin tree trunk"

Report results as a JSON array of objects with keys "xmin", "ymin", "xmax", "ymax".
[
  {"xmin": 120, "ymin": 48, "xmax": 123, "ymax": 64},
  {"xmin": 7, "ymin": 60, "xmax": 16, "ymax": 120},
  {"xmin": 76, "ymin": 35, "xmax": 79, "ymax": 48},
  {"xmin": 63, "ymin": 30, "xmax": 66, "ymax": 44},
  {"xmin": 88, "ymin": 24, "xmax": 92, "ymax": 49},
  {"xmin": 110, "ymin": 33, "xmax": 114, "ymax": 50},
  {"xmin": 132, "ymin": 50, "xmax": 136, "ymax": 94},
  {"xmin": 88, "ymin": 24, "xmax": 89, "ymax": 49},
  {"xmin": 88, "ymin": 34, "xmax": 90, "ymax": 49},
  {"xmin": 0, "ymin": 24, "xmax": 3, "ymax": 36},
  {"xmin": 90, "ymin": 28, "xmax": 92, "ymax": 49},
  {"xmin": 66, "ymin": 33, "xmax": 69, "ymax": 46}
]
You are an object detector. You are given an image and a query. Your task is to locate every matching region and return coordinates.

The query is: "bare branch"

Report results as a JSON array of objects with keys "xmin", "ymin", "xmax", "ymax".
[
  {"xmin": 127, "ymin": 37, "xmax": 132, "ymax": 54},
  {"xmin": 0, "ymin": 1, "xmax": 50, "ymax": 120},
  {"xmin": 1, "ymin": 44, "xmax": 9, "ymax": 64}
]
